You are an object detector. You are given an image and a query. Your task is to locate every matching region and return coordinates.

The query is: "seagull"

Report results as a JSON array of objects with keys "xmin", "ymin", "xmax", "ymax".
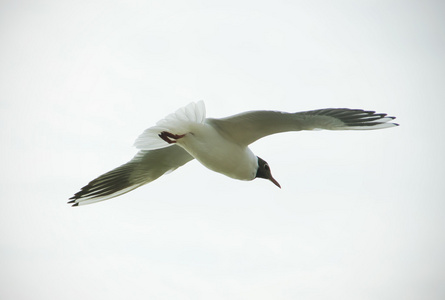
[{"xmin": 69, "ymin": 101, "xmax": 398, "ymax": 206}]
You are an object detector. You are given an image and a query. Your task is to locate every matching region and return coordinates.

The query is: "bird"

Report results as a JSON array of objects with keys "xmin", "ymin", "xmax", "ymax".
[{"xmin": 69, "ymin": 101, "xmax": 398, "ymax": 206}]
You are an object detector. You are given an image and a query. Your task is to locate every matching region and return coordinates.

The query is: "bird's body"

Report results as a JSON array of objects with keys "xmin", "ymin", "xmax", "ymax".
[
  {"xmin": 69, "ymin": 101, "xmax": 398, "ymax": 206},
  {"xmin": 176, "ymin": 122, "xmax": 258, "ymax": 180}
]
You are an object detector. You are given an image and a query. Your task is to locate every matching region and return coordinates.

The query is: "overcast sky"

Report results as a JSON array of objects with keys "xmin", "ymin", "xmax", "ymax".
[{"xmin": 1, "ymin": 0, "xmax": 444, "ymax": 299}]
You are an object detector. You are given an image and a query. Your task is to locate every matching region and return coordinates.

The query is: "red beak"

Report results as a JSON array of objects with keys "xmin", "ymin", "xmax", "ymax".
[{"xmin": 269, "ymin": 175, "xmax": 281, "ymax": 188}]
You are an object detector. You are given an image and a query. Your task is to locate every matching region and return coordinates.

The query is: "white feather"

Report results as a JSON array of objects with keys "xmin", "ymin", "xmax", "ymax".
[{"xmin": 134, "ymin": 101, "xmax": 206, "ymax": 150}]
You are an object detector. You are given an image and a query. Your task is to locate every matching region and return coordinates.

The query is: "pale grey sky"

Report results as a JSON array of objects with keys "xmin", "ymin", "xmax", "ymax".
[{"xmin": 1, "ymin": 0, "xmax": 444, "ymax": 299}]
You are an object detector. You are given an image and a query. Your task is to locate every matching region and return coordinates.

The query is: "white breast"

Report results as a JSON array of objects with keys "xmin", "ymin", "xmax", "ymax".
[{"xmin": 176, "ymin": 122, "xmax": 258, "ymax": 181}]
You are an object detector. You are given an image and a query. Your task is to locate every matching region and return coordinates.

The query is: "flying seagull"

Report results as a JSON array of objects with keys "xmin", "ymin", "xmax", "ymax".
[{"xmin": 69, "ymin": 101, "xmax": 398, "ymax": 206}]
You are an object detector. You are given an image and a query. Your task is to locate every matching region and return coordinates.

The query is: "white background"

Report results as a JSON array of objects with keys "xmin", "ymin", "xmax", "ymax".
[{"xmin": 1, "ymin": 0, "xmax": 444, "ymax": 299}]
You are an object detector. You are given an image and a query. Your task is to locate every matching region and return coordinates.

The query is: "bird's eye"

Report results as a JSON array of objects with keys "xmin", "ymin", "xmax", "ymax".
[{"xmin": 265, "ymin": 164, "xmax": 269, "ymax": 170}]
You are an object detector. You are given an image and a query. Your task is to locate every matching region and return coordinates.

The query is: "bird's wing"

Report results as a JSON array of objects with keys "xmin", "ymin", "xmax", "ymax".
[
  {"xmin": 68, "ymin": 145, "xmax": 193, "ymax": 206},
  {"xmin": 207, "ymin": 108, "xmax": 398, "ymax": 146}
]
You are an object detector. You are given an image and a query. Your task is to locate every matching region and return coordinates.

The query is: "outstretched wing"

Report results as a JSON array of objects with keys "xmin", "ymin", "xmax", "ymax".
[
  {"xmin": 68, "ymin": 145, "xmax": 193, "ymax": 206},
  {"xmin": 207, "ymin": 108, "xmax": 398, "ymax": 146}
]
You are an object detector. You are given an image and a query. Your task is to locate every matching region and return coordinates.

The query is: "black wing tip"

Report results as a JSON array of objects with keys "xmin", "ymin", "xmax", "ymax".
[
  {"xmin": 329, "ymin": 109, "xmax": 399, "ymax": 127},
  {"xmin": 67, "ymin": 198, "xmax": 79, "ymax": 206},
  {"xmin": 316, "ymin": 108, "xmax": 397, "ymax": 120},
  {"xmin": 387, "ymin": 116, "xmax": 399, "ymax": 126}
]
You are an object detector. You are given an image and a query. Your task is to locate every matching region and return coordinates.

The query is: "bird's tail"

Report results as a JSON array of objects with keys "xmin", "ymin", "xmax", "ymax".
[{"xmin": 134, "ymin": 101, "xmax": 206, "ymax": 150}]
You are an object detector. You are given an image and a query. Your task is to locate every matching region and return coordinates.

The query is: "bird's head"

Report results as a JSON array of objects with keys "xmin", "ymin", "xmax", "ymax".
[{"xmin": 255, "ymin": 157, "xmax": 281, "ymax": 188}]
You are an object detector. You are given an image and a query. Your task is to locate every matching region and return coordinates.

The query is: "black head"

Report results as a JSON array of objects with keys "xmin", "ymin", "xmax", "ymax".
[{"xmin": 255, "ymin": 157, "xmax": 281, "ymax": 188}]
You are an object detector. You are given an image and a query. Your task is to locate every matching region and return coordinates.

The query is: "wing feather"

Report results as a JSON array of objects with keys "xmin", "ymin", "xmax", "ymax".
[
  {"xmin": 207, "ymin": 108, "xmax": 398, "ymax": 146},
  {"xmin": 68, "ymin": 146, "xmax": 193, "ymax": 206}
]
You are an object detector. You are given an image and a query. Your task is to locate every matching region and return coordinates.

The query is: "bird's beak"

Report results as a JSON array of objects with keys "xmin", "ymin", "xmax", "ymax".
[{"xmin": 269, "ymin": 175, "xmax": 281, "ymax": 189}]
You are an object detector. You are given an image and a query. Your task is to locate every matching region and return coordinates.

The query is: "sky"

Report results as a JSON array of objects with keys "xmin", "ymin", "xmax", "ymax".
[{"xmin": 1, "ymin": 0, "xmax": 444, "ymax": 299}]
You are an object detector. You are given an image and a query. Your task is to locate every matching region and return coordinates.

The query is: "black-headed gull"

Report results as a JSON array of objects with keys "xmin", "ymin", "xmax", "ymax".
[{"xmin": 69, "ymin": 101, "xmax": 397, "ymax": 206}]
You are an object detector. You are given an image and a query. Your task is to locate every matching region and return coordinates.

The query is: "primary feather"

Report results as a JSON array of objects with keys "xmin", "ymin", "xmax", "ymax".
[{"xmin": 68, "ymin": 146, "xmax": 193, "ymax": 206}]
